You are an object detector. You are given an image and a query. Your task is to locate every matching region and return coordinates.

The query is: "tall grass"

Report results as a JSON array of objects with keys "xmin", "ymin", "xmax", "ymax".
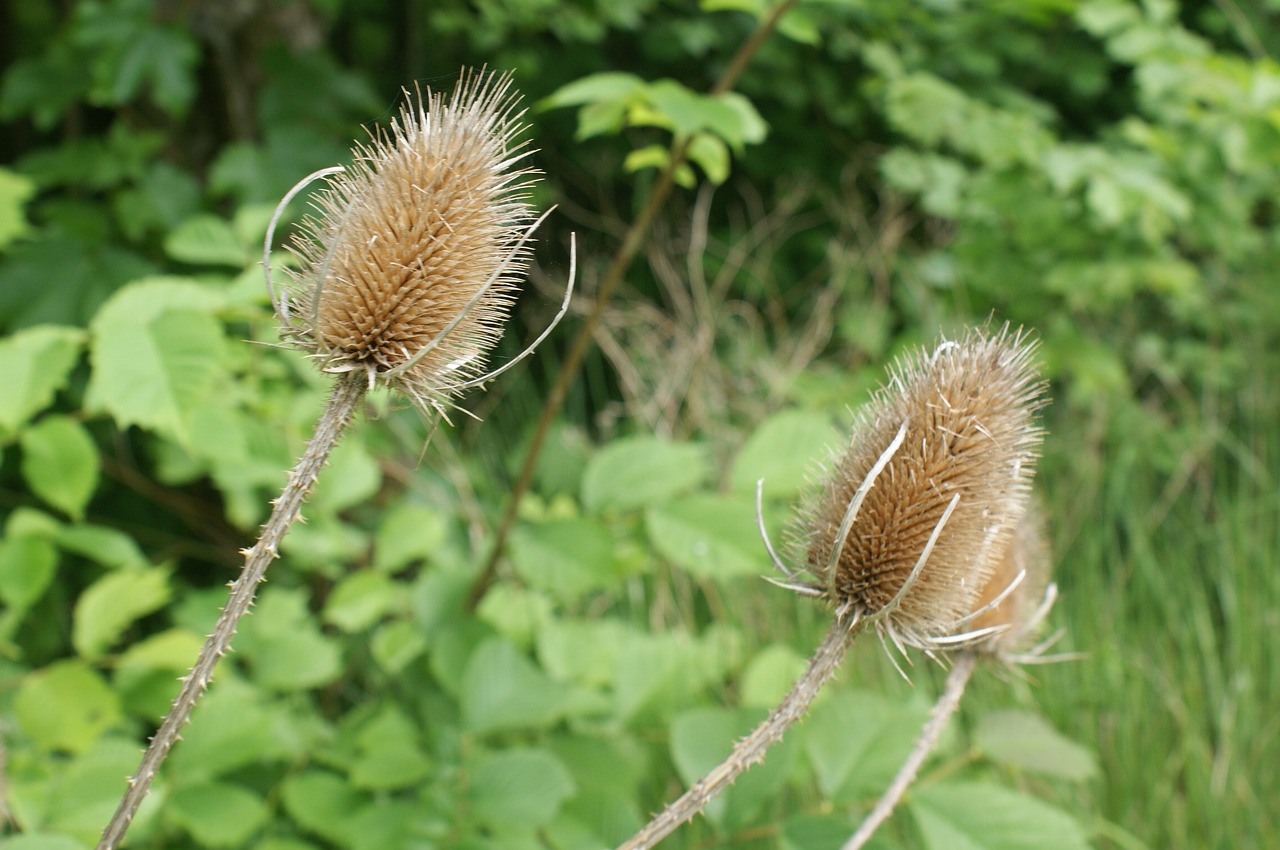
[{"xmin": 1035, "ymin": 362, "xmax": 1277, "ymax": 849}]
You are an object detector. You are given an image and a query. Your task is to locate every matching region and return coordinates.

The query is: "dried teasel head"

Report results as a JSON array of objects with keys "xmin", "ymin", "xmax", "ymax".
[
  {"xmin": 266, "ymin": 69, "xmax": 546, "ymax": 414},
  {"xmin": 778, "ymin": 325, "xmax": 1046, "ymax": 652},
  {"xmin": 963, "ymin": 501, "xmax": 1067, "ymax": 662}
]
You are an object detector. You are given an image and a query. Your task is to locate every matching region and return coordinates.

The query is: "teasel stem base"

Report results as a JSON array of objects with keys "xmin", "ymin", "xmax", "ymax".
[
  {"xmin": 96, "ymin": 372, "xmax": 367, "ymax": 850},
  {"xmin": 841, "ymin": 650, "xmax": 979, "ymax": 850},
  {"xmin": 616, "ymin": 615, "xmax": 858, "ymax": 850}
]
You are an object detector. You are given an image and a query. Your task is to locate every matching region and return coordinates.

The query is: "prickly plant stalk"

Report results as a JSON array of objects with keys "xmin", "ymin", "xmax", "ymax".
[
  {"xmin": 98, "ymin": 69, "xmax": 544, "ymax": 850},
  {"xmin": 616, "ymin": 325, "xmax": 1047, "ymax": 850},
  {"xmin": 841, "ymin": 503, "xmax": 1060, "ymax": 850}
]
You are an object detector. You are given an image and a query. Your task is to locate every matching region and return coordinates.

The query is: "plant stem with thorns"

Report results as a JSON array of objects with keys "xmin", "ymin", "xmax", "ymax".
[
  {"xmin": 841, "ymin": 651, "xmax": 978, "ymax": 850},
  {"xmin": 616, "ymin": 617, "xmax": 860, "ymax": 850},
  {"xmin": 96, "ymin": 372, "xmax": 365, "ymax": 850}
]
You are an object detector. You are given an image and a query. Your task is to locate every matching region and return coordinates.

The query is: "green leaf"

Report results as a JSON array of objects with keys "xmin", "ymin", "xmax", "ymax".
[
  {"xmin": 0, "ymin": 532, "xmax": 58, "ymax": 620},
  {"xmin": 509, "ymin": 517, "xmax": 617, "ymax": 602},
  {"xmin": 14, "ymin": 660, "xmax": 121, "ymax": 753},
  {"xmin": 0, "ymin": 166, "xmax": 36, "ymax": 249},
  {"xmin": 911, "ymin": 781, "xmax": 1093, "ymax": 850},
  {"xmin": 167, "ymin": 680, "xmax": 295, "ymax": 780},
  {"xmin": 85, "ymin": 278, "xmax": 226, "ymax": 447},
  {"xmin": 581, "ymin": 436, "xmax": 708, "ymax": 513},
  {"xmin": 237, "ymin": 587, "xmax": 342, "ymax": 691},
  {"xmin": 373, "ymin": 502, "xmax": 447, "ymax": 572},
  {"xmin": 670, "ymin": 706, "xmax": 797, "ymax": 830},
  {"xmin": 0, "ymin": 835, "xmax": 90, "ymax": 850},
  {"xmin": 311, "ymin": 436, "xmax": 380, "ymax": 513},
  {"xmin": 803, "ymin": 689, "xmax": 933, "ymax": 800},
  {"xmin": 537, "ymin": 618, "xmax": 630, "ymax": 688},
  {"xmin": 20, "ymin": 415, "xmax": 99, "ymax": 520},
  {"xmin": 72, "ymin": 565, "xmax": 170, "ymax": 658},
  {"xmin": 281, "ymin": 770, "xmax": 369, "ymax": 847},
  {"xmin": 347, "ymin": 707, "xmax": 433, "ymax": 790},
  {"xmin": 369, "ymin": 618, "xmax": 427, "ymax": 674},
  {"xmin": 165, "ymin": 214, "xmax": 247, "ymax": 267},
  {"xmin": 974, "ymin": 709, "xmax": 1098, "ymax": 780},
  {"xmin": 54, "ymin": 523, "xmax": 148, "ymax": 570},
  {"xmin": 0, "ymin": 325, "xmax": 86, "ymax": 438},
  {"xmin": 168, "ymin": 780, "xmax": 268, "ymax": 848},
  {"xmin": 469, "ymin": 748, "xmax": 576, "ymax": 829},
  {"xmin": 738, "ymin": 644, "xmax": 807, "ymax": 708},
  {"xmin": 539, "ymin": 72, "xmax": 644, "ymax": 110},
  {"xmin": 645, "ymin": 493, "xmax": 769, "ymax": 580},
  {"xmin": 686, "ymin": 133, "xmax": 730, "ymax": 184},
  {"xmin": 324, "ymin": 571, "xmax": 401, "ymax": 632},
  {"xmin": 730, "ymin": 409, "xmax": 839, "ymax": 497},
  {"xmin": 461, "ymin": 637, "xmax": 571, "ymax": 735}
]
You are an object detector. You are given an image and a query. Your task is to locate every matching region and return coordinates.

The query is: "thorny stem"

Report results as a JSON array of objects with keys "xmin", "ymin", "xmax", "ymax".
[
  {"xmin": 466, "ymin": 0, "xmax": 800, "ymax": 610},
  {"xmin": 96, "ymin": 372, "xmax": 366, "ymax": 850},
  {"xmin": 615, "ymin": 616, "xmax": 858, "ymax": 850},
  {"xmin": 841, "ymin": 651, "xmax": 979, "ymax": 850}
]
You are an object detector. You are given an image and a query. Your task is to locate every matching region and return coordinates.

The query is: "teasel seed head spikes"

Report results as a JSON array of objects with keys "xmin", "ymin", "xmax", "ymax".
[
  {"xmin": 790, "ymin": 325, "xmax": 1047, "ymax": 650},
  {"xmin": 274, "ymin": 69, "xmax": 541, "ymax": 415}
]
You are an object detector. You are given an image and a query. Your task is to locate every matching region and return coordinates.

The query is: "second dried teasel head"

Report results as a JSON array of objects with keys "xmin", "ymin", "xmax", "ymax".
[
  {"xmin": 781, "ymin": 325, "xmax": 1047, "ymax": 652},
  {"xmin": 266, "ymin": 68, "xmax": 550, "ymax": 415}
]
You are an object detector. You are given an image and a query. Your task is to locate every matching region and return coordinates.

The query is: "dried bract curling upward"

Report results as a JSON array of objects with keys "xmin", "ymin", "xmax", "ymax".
[
  {"xmin": 787, "ymin": 326, "xmax": 1046, "ymax": 650},
  {"xmin": 276, "ymin": 70, "xmax": 539, "ymax": 413}
]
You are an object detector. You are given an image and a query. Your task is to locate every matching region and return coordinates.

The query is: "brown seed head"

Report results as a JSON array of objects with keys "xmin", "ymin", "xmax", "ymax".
[
  {"xmin": 281, "ymin": 69, "xmax": 538, "ymax": 411},
  {"xmin": 795, "ymin": 325, "xmax": 1046, "ymax": 647},
  {"xmin": 966, "ymin": 499, "xmax": 1053, "ymax": 653}
]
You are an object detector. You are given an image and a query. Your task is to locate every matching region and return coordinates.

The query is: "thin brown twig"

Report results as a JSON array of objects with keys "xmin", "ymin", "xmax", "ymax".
[{"xmin": 466, "ymin": 0, "xmax": 800, "ymax": 609}]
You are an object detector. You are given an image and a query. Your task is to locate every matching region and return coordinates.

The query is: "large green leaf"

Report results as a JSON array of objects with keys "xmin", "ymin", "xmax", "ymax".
[
  {"xmin": 85, "ymin": 278, "xmax": 226, "ymax": 447},
  {"xmin": 803, "ymin": 688, "xmax": 933, "ymax": 800},
  {"xmin": 236, "ymin": 587, "xmax": 342, "ymax": 692},
  {"xmin": 461, "ymin": 637, "xmax": 572, "ymax": 735},
  {"xmin": 670, "ymin": 706, "xmax": 797, "ymax": 830},
  {"xmin": 0, "ymin": 533, "xmax": 58, "ymax": 637},
  {"xmin": 468, "ymin": 748, "xmax": 575, "ymax": 830},
  {"xmin": 164, "ymin": 213, "xmax": 247, "ymax": 267},
  {"xmin": 581, "ymin": 436, "xmax": 707, "ymax": 513},
  {"xmin": 72, "ymin": 565, "xmax": 171, "ymax": 659},
  {"xmin": 0, "ymin": 325, "xmax": 85, "ymax": 439},
  {"xmin": 13, "ymin": 660, "xmax": 121, "ymax": 754},
  {"xmin": 168, "ymin": 780, "xmax": 268, "ymax": 848},
  {"xmin": 373, "ymin": 502, "xmax": 448, "ymax": 572},
  {"xmin": 509, "ymin": 516, "xmax": 617, "ymax": 602},
  {"xmin": 281, "ymin": 770, "xmax": 370, "ymax": 847},
  {"xmin": 324, "ymin": 571, "xmax": 401, "ymax": 633},
  {"xmin": 974, "ymin": 709, "xmax": 1098, "ymax": 780},
  {"xmin": 730, "ymin": 409, "xmax": 839, "ymax": 497},
  {"xmin": 20, "ymin": 415, "xmax": 99, "ymax": 520},
  {"xmin": 645, "ymin": 493, "xmax": 769, "ymax": 580},
  {"xmin": 911, "ymin": 781, "xmax": 1093, "ymax": 850}
]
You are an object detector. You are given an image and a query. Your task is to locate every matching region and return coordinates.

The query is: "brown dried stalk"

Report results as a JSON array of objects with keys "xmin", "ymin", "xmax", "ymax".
[{"xmin": 97, "ymin": 69, "xmax": 551, "ymax": 850}]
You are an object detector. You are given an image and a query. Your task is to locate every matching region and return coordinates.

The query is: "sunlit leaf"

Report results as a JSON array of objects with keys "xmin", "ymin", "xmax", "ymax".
[
  {"xmin": 20, "ymin": 415, "xmax": 99, "ymax": 520},
  {"xmin": 72, "ymin": 565, "xmax": 171, "ymax": 659}
]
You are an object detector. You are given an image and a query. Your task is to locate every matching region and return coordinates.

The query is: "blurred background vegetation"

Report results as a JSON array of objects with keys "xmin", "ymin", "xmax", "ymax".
[{"xmin": 0, "ymin": 1, "xmax": 1276, "ymax": 849}]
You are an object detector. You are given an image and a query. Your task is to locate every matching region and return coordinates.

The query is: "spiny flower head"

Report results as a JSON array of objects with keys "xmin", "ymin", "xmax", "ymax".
[
  {"xmin": 278, "ymin": 69, "xmax": 539, "ymax": 413},
  {"xmin": 966, "ymin": 501, "xmax": 1059, "ymax": 659},
  {"xmin": 789, "ymin": 325, "xmax": 1046, "ymax": 649}
]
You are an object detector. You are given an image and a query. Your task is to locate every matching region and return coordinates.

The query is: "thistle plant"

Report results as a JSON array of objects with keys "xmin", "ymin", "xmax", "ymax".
[
  {"xmin": 615, "ymin": 324, "xmax": 1046, "ymax": 850},
  {"xmin": 96, "ymin": 68, "xmax": 569, "ymax": 850}
]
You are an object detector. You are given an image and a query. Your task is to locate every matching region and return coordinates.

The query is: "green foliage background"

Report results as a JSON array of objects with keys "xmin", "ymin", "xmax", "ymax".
[{"xmin": 1, "ymin": 1, "xmax": 1276, "ymax": 849}]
